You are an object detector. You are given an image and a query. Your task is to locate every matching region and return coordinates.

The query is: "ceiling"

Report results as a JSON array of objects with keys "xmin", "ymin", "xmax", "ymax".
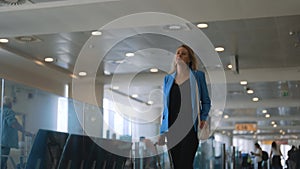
[{"xmin": 0, "ymin": 0, "xmax": 300, "ymax": 141}]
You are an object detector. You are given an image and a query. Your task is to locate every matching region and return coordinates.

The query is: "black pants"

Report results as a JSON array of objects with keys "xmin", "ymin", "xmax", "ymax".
[
  {"xmin": 167, "ymin": 128, "xmax": 199, "ymax": 169},
  {"xmin": 272, "ymin": 155, "xmax": 282, "ymax": 169},
  {"xmin": 1, "ymin": 146, "xmax": 10, "ymax": 169},
  {"xmin": 257, "ymin": 161, "xmax": 262, "ymax": 169}
]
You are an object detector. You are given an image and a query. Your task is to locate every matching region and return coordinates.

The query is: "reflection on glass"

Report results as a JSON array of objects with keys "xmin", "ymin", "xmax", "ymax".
[{"xmin": 57, "ymin": 97, "xmax": 68, "ymax": 132}]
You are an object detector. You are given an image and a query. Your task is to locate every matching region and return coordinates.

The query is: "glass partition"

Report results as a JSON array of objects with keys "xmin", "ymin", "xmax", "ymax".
[
  {"xmin": 0, "ymin": 79, "xmax": 109, "ymax": 169},
  {"xmin": 1, "ymin": 78, "xmax": 229, "ymax": 169},
  {"xmin": 0, "ymin": 79, "xmax": 158, "ymax": 169}
]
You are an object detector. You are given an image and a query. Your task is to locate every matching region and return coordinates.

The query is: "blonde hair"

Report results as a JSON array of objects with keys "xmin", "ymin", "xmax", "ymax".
[{"xmin": 170, "ymin": 44, "xmax": 199, "ymax": 73}]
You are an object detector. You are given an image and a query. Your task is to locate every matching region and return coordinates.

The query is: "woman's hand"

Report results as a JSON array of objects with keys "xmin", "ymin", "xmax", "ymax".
[
  {"xmin": 157, "ymin": 134, "xmax": 166, "ymax": 146},
  {"xmin": 199, "ymin": 120, "xmax": 207, "ymax": 129}
]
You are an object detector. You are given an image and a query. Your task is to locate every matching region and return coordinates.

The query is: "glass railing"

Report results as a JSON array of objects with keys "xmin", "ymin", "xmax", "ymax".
[
  {"xmin": 0, "ymin": 79, "xmax": 109, "ymax": 169},
  {"xmin": 1, "ymin": 78, "xmax": 239, "ymax": 169}
]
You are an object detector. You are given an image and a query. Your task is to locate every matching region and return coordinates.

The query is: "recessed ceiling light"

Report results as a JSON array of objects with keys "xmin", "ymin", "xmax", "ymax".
[
  {"xmin": 147, "ymin": 100, "xmax": 154, "ymax": 105},
  {"xmin": 273, "ymin": 124, "xmax": 277, "ymax": 128},
  {"xmin": 112, "ymin": 86, "xmax": 119, "ymax": 90},
  {"xmin": 78, "ymin": 71, "xmax": 87, "ymax": 77},
  {"xmin": 197, "ymin": 23, "xmax": 208, "ymax": 29},
  {"xmin": 215, "ymin": 47, "xmax": 225, "ymax": 52},
  {"xmin": 115, "ymin": 60, "xmax": 125, "ymax": 64},
  {"xmin": 125, "ymin": 52, "xmax": 135, "ymax": 57},
  {"xmin": 15, "ymin": 36, "xmax": 41, "ymax": 43},
  {"xmin": 168, "ymin": 25, "xmax": 182, "ymax": 30},
  {"xmin": 289, "ymin": 31, "xmax": 294, "ymax": 36},
  {"xmin": 252, "ymin": 97, "xmax": 259, "ymax": 102},
  {"xmin": 44, "ymin": 57, "xmax": 54, "ymax": 63},
  {"xmin": 247, "ymin": 89, "xmax": 254, "ymax": 94},
  {"xmin": 271, "ymin": 121, "xmax": 275, "ymax": 125},
  {"xmin": 218, "ymin": 111, "xmax": 223, "ymax": 115},
  {"xmin": 0, "ymin": 38, "xmax": 9, "ymax": 43},
  {"xmin": 150, "ymin": 68, "xmax": 159, "ymax": 73},
  {"xmin": 224, "ymin": 115, "xmax": 229, "ymax": 119},
  {"xmin": 34, "ymin": 60, "xmax": 44, "ymax": 66},
  {"xmin": 262, "ymin": 109, "xmax": 267, "ymax": 113},
  {"xmin": 227, "ymin": 64, "xmax": 233, "ymax": 69},
  {"xmin": 91, "ymin": 31, "xmax": 102, "ymax": 36},
  {"xmin": 70, "ymin": 74, "xmax": 77, "ymax": 79},
  {"xmin": 131, "ymin": 94, "xmax": 138, "ymax": 98},
  {"xmin": 240, "ymin": 80, "xmax": 248, "ymax": 85},
  {"xmin": 265, "ymin": 114, "xmax": 270, "ymax": 118},
  {"xmin": 104, "ymin": 70, "xmax": 111, "ymax": 75}
]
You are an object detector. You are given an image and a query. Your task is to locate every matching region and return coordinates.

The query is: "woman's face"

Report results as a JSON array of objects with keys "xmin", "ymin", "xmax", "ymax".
[{"xmin": 175, "ymin": 47, "xmax": 190, "ymax": 66}]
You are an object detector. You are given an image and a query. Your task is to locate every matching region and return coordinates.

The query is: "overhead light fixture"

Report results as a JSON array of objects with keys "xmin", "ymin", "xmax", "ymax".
[
  {"xmin": 227, "ymin": 64, "xmax": 233, "ymax": 69},
  {"xmin": 91, "ymin": 31, "xmax": 102, "ymax": 36},
  {"xmin": 262, "ymin": 109, "xmax": 267, "ymax": 114},
  {"xmin": 247, "ymin": 89, "xmax": 254, "ymax": 94},
  {"xmin": 115, "ymin": 60, "xmax": 125, "ymax": 64},
  {"xmin": 218, "ymin": 111, "xmax": 223, "ymax": 115},
  {"xmin": 215, "ymin": 47, "xmax": 225, "ymax": 52},
  {"xmin": 104, "ymin": 70, "xmax": 111, "ymax": 75},
  {"xmin": 168, "ymin": 25, "xmax": 182, "ymax": 30},
  {"xmin": 271, "ymin": 121, "xmax": 275, "ymax": 125},
  {"xmin": 224, "ymin": 115, "xmax": 229, "ymax": 119},
  {"xmin": 78, "ymin": 71, "xmax": 87, "ymax": 77},
  {"xmin": 147, "ymin": 100, "xmax": 154, "ymax": 105},
  {"xmin": 125, "ymin": 52, "xmax": 135, "ymax": 57},
  {"xmin": 112, "ymin": 86, "xmax": 119, "ymax": 90},
  {"xmin": 15, "ymin": 36, "xmax": 41, "ymax": 43},
  {"xmin": 252, "ymin": 97, "xmax": 259, "ymax": 102},
  {"xmin": 240, "ymin": 80, "xmax": 248, "ymax": 85},
  {"xmin": 0, "ymin": 38, "xmax": 9, "ymax": 43},
  {"xmin": 197, "ymin": 23, "xmax": 208, "ymax": 29},
  {"xmin": 273, "ymin": 124, "xmax": 277, "ymax": 128},
  {"xmin": 70, "ymin": 74, "xmax": 77, "ymax": 79},
  {"xmin": 34, "ymin": 60, "xmax": 44, "ymax": 66},
  {"xmin": 265, "ymin": 114, "xmax": 270, "ymax": 118},
  {"xmin": 150, "ymin": 68, "xmax": 159, "ymax": 73},
  {"xmin": 131, "ymin": 94, "xmax": 138, "ymax": 98},
  {"xmin": 44, "ymin": 57, "xmax": 55, "ymax": 63}
]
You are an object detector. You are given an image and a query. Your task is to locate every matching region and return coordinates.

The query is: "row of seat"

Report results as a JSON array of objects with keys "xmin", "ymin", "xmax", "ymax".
[{"xmin": 25, "ymin": 129, "xmax": 132, "ymax": 169}]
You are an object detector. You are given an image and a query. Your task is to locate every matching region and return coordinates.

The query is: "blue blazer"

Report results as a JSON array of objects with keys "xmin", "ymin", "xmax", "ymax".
[{"xmin": 160, "ymin": 70, "xmax": 211, "ymax": 134}]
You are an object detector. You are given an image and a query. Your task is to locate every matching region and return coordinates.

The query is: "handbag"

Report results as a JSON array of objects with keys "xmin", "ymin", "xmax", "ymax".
[{"xmin": 195, "ymin": 81, "xmax": 210, "ymax": 141}]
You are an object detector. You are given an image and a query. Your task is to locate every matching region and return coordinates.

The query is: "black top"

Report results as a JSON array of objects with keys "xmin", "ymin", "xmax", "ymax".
[{"xmin": 168, "ymin": 79, "xmax": 193, "ymax": 128}]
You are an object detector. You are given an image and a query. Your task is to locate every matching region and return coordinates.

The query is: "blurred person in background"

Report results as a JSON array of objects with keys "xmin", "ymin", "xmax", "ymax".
[
  {"xmin": 1, "ymin": 96, "xmax": 33, "ymax": 169},
  {"xmin": 251, "ymin": 143, "xmax": 263, "ymax": 169},
  {"xmin": 287, "ymin": 145, "xmax": 296, "ymax": 169},
  {"xmin": 270, "ymin": 141, "xmax": 282, "ymax": 169}
]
